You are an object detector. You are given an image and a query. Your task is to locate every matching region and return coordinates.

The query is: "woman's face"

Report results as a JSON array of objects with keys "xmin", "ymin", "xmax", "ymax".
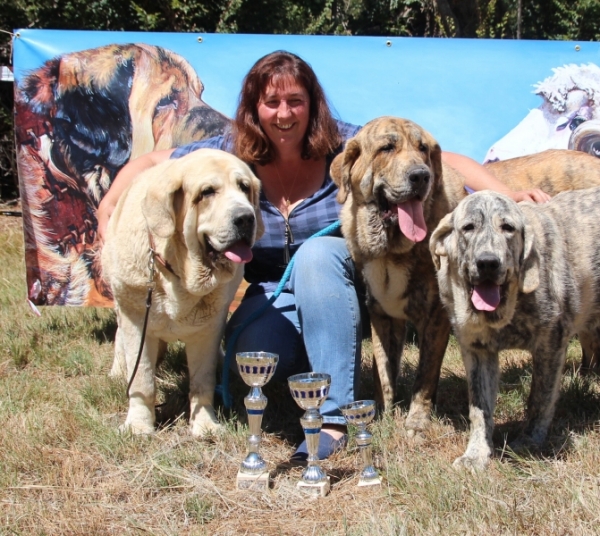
[{"xmin": 257, "ymin": 76, "xmax": 310, "ymax": 156}]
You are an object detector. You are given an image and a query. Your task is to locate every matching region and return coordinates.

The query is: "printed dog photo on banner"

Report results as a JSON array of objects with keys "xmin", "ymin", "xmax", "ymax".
[
  {"xmin": 15, "ymin": 43, "xmax": 229, "ymax": 306},
  {"xmin": 484, "ymin": 63, "xmax": 600, "ymax": 162},
  {"xmin": 13, "ymin": 30, "xmax": 600, "ymax": 306}
]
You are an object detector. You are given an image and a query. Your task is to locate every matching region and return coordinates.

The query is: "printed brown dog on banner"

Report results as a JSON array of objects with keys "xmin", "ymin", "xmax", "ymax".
[{"xmin": 16, "ymin": 43, "xmax": 229, "ymax": 306}]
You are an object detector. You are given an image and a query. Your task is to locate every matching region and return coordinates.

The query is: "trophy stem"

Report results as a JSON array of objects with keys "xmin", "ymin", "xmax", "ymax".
[
  {"xmin": 300, "ymin": 409, "xmax": 324, "ymax": 470},
  {"xmin": 241, "ymin": 387, "xmax": 267, "ymax": 473},
  {"xmin": 356, "ymin": 428, "xmax": 381, "ymax": 487},
  {"xmin": 297, "ymin": 409, "xmax": 330, "ymax": 497},
  {"xmin": 237, "ymin": 386, "xmax": 269, "ymax": 490}
]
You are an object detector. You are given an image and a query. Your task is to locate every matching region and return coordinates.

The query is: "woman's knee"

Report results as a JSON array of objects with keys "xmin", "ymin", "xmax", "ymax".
[{"xmin": 292, "ymin": 237, "xmax": 354, "ymax": 281}]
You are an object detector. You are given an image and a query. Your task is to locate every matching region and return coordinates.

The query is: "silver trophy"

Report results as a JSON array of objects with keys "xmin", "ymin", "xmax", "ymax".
[
  {"xmin": 340, "ymin": 400, "xmax": 381, "ymax": 487},
  {"xmin": 288, "ymin": 372, "xmax": 332, "ymax": 497},
  {"xmin": 235, "ymin": 351, "xmax": 279, "ymax": 491}
]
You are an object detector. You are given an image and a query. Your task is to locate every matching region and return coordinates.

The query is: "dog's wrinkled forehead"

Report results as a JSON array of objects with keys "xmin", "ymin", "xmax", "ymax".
[
  {"xmin": 180, "ymin": 152, "xmax": 260, "ymax": 207},
  {"xmin": 360, "ymin": 117, "xmax": 429, "ymax": 151},
  {"xmin": 457, "ymin": 192, "xmax": 524, "ymax": 228}
]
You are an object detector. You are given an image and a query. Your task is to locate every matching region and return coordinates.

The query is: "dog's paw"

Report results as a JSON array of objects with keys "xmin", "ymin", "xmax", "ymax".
[
  {"xmin": 119, "ymin": 420, "xmax": 156, "ymax": 436},
  {"xmin": 190, "ymin": 405, "xmax": 223, "ymax": 437},
  {"xmin": 404, "ymin": 405, "xmax": 431, "ymax": 436},
  {"xmin": 452, "ymin": 454, "xmax": 489, "ymax": 473},
  {"xmin": 509, "ymin": 434, "xmax": 542, "ymax": 453}
]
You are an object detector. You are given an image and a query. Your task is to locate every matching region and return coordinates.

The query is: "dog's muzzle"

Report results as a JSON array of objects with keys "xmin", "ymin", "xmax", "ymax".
[
  {"xmin": 207, "ymin": 206, "xmax": 257, "ymax": 265},
  {"xmin": 470, "ymin": 252, "xmax": 505, "ymax": 312},
  {"xmin": 374, "ymin": 165, "xmax": 431, "ymax": 242}
]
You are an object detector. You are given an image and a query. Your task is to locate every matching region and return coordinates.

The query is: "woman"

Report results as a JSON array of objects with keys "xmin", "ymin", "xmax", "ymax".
[{"xmin": 97, "ymin": 50, "xmax": 550, "ymax": 462}]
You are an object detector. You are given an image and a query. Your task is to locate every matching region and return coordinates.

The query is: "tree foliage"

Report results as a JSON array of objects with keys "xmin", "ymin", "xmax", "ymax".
[{"xmin": 1, "ymin": 0, "xmax": 599, "ymax": 200}]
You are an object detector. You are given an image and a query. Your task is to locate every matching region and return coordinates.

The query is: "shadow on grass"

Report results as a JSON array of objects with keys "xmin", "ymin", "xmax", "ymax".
[
  {"xmin": 393, "ymin": 356, "xmax": 470, "ymax": 428},
  {"xmin": 389, "ymin": 344, "xmax": 600, "ymax": 465},
  {"xmin": 224, "ymin": 376, "xmax": 306, "ymax": 444},
  {"xmin": 155, "ymin": 343, "xmax": 191, "ymax": 430},
  {"xmin": 270, "ymin": 461, "xmax": 356, "ymax": 483},
  {"xmin": 141, "ymin": 331, "xmax": 600, "ymax": 468},
  {"xmin": 90, "ymin": 309, "xmax": 118, "ymax": 344},
  {"xmin": 152, "ymin": 343, "xmax": 307, "ymax": 444}
]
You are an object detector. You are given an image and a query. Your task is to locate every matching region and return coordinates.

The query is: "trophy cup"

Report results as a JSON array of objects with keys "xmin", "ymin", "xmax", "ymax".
[
  {"xmin": 235, "ymin": 351, "xmax": 279, "ymax": 491},
  {"xmin": 288, "ymin": 372, "xmax": 332, "ymax": 497},
  {"xmin": 340, "ymin": 400, "xmax": 381, "ymax": 487}
]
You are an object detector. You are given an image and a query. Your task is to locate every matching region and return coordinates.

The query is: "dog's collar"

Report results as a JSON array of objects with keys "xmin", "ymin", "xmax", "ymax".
[{"xmin": 148, "ymin": 232, "xmax": 177, "ymax": 277}]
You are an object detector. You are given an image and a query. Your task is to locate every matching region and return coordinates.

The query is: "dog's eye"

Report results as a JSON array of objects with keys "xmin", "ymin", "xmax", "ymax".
[
  {"xmin": 501, "ymin": 223, "xmax": 515, "ymax": 232},
  {"xmin": 379, "ymin": 144, "xmax": 395, "ymax": 153},
  {"xmin": 194, "ymin": 187, "xmax": 215, "ymax": 203},
  {"xmin": 239, "ymin": 183, "xmax": 250, "ymax": 194},
  {"xmin": 462, "ymin": 223, "xmax": 474, "ymax": 232},
  {"xmin": 156, "ymin": 92, "xmax": 179, "ymax": 112},
  {"xmin": 419, "ymin": 143, "xmax": 428, "ymax": 153},
  {"xmin": 569, "ymin": 116, "xmax": 587, "ymax": 131}
]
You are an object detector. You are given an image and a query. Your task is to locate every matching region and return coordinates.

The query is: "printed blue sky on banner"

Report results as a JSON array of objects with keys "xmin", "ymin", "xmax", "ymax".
[{"xmin": 13, "ymin": 29, "xmax": 600, "ymax": 162}]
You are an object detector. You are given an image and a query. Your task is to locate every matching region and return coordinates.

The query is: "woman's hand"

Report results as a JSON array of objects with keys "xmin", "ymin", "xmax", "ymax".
[
  {"xmin": 508, "ymin": 188, "xmax": 552, "ymax": 204},
  {"xmin": 96, "ymin": 198, "xmax": 113, "ymax": 245}
]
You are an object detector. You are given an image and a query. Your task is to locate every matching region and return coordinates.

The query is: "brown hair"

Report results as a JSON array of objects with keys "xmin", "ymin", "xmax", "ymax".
[{"xmin": 233, "ymin": 50, "xmax": 342, "ymax": 165}]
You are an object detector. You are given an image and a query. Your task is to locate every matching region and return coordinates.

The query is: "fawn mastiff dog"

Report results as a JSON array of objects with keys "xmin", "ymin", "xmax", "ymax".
[
  {"xmin": 330, "ymin": 116, "xmax": 600, "ymax": 435},
  {"xmin": 430, "ymin": 189, "xmax": 600, "ymax": 470},
  {"xmin": 102, "ymin": 149, "xmax": 263, "ymax": 436}
]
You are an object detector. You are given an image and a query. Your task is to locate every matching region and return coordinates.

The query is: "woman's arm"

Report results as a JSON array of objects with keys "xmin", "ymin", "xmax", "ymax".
[
  {"xmin": 97, "ymin": 148, "xmax": 175, "ymax": 242},
  {"xmin": 441, "ymin": 151, "xmax": 552, "ymax": 203}
]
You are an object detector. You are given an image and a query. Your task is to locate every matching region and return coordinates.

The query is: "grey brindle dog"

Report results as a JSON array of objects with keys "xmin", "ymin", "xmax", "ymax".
[{"xmin": 430, "ymin": 188, "xmax": 600, "ymax": 471}]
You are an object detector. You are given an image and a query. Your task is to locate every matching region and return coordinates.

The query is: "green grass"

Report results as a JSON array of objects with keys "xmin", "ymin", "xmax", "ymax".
[{"xmin": 2, "ymin": 214, "xmax": 600, "ymax": 535}]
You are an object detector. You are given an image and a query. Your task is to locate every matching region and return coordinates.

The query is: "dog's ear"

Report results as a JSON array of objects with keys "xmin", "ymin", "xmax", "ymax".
[
  {"xmin": 331, "ymin": 139, "xmax": 361, "ymax": 204},
  {"xmin": 429, "ymin": 141, "xmax": 444, "ymax": 186},
  {"xmin": 51, "ymin": 55, "xmax": 135, "ymax": 191},
  {"xmin": 142, "ymin": 170, "xmax": 183, "ymax": 238},
  {"xmin": 255, "ymin": 209, "xmax": 265, "ymax": 241},
  {"xmin": 244, "ymin": 172, "xmax": 264, "ymax": 239},
  {"xmin": 430, "ymin": 212, "xmax": 454, "ymax": 270},
  {"xmin": 251, "ymin": 175, "xmax": 265, "ymax": 240},
  {"xmin": 518, "ymin": 222, "xmax": 540, "ymax": 293}
]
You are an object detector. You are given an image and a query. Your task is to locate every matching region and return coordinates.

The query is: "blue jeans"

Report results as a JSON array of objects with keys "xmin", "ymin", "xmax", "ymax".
[{"xmin": 225, "ymin": 236, "xmax": 366, "ymax": 425}]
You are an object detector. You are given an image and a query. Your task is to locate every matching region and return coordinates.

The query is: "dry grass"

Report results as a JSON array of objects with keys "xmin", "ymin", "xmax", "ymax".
[{"xmin": 2, "ymin": 213, "xmax": 600, "ymax": 535}]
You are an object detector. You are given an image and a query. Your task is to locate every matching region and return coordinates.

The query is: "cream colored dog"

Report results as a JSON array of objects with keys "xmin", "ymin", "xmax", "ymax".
[{"xmin": 102, "ymin": 149, "xmax": 263, "ymax": 436}]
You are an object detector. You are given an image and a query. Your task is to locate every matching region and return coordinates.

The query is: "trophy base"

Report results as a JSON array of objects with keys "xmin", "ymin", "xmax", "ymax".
[
  {"xmin": 236, "ymin": 470, "xmax": 270, "ymax": 491},
  {"xmin": 296, "ymin": 476, "xmax": 331, "ymax": 497},
  {"xmin": 358, "ymin": 476, "xmax": 382, "ymax": 487}
]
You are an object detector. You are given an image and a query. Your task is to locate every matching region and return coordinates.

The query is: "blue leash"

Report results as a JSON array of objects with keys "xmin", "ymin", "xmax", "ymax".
[{"xmin": 216, "ymin": 219, "xmax": 342, "ymax": 408}]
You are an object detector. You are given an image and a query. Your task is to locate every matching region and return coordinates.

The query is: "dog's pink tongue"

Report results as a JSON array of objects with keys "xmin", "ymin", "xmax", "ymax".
[
  {"xmin": 224, "ymin": 241, "xmax": 253, "ymax": 264},
  {"xmin": 397, "ymin": 200, "xmax": 427, "ymax": 243},
  {"xmin": 471, "ymin": 283, "xmax": 501, "ymax": 311}
]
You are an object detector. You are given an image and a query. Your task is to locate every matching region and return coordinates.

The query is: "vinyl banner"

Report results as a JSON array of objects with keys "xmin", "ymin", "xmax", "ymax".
[{"xmin": 13, "ymin": 29, "xmax": 600, "ymax": 306}]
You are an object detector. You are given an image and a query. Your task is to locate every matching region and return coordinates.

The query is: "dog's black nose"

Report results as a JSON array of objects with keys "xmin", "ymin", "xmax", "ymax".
[
  {"xmin": 234, "ymin": 210, "xmax": 256, "ymax": 234},
  {"xmin": 476, "ymin": 254, "xmax": 501, "ymax": 276},
  {"xmin": 407, "ymin": 166, "xmax": 430, "ymax": 186}
]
